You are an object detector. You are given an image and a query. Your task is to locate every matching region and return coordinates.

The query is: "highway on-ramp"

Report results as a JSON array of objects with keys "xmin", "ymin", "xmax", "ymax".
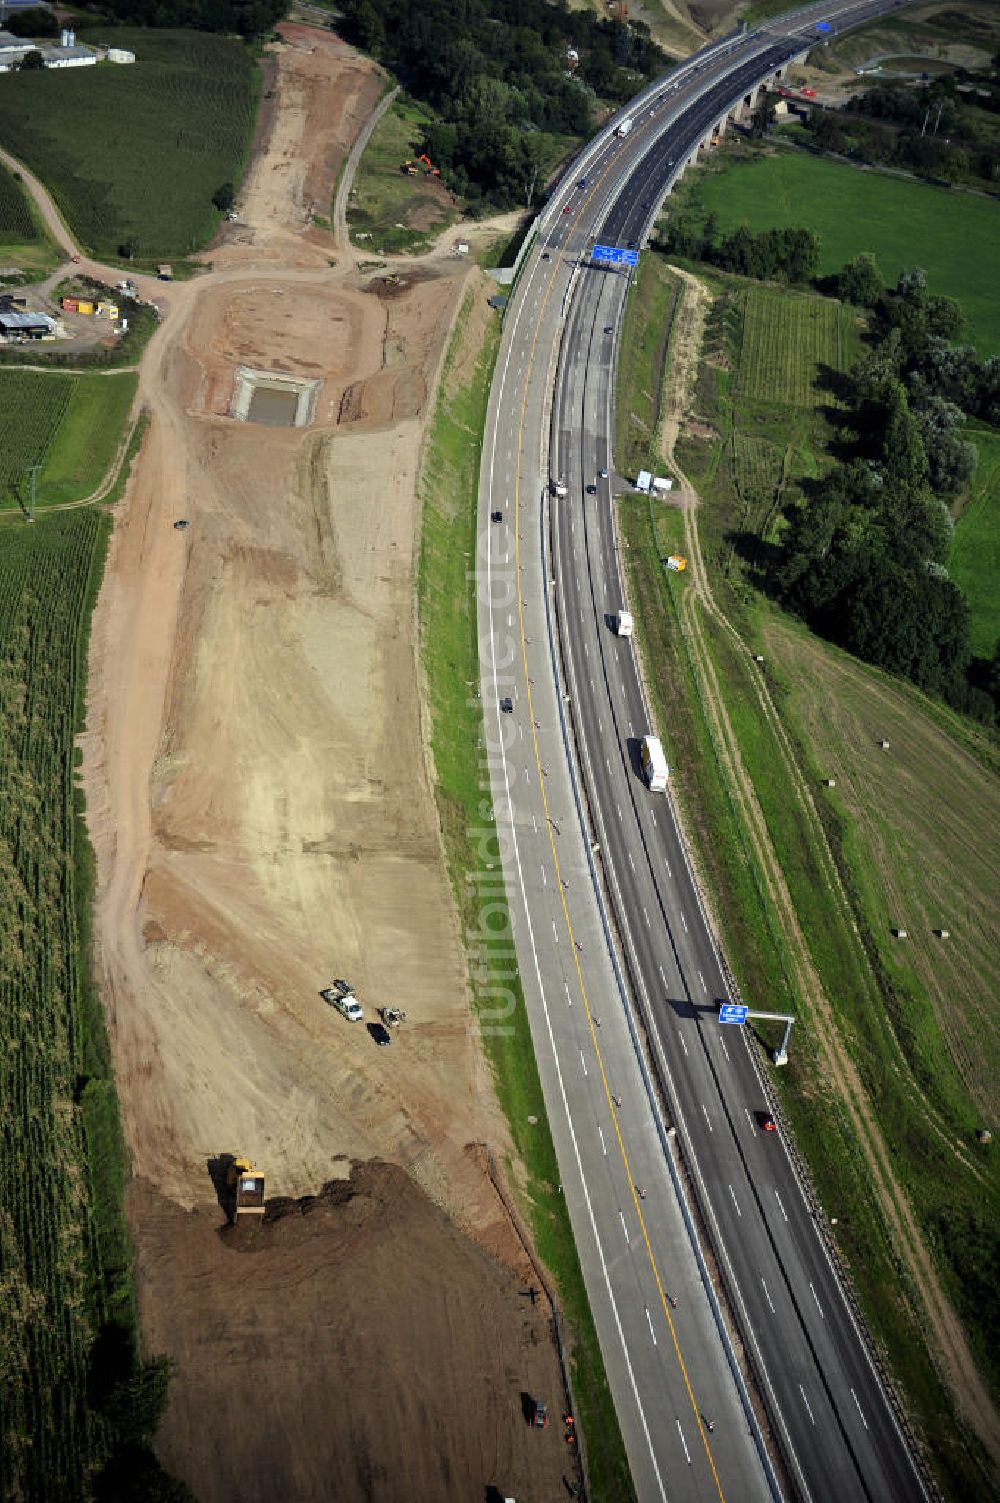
[{"xmin": 478, "ymin": 5, "xmax": 931, "ymax": 1501}]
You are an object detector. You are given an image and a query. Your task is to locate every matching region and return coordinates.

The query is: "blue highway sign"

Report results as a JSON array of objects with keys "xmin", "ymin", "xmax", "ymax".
[
  {"xmin": 719, "ymin": 1003, "xmax": 749, "ymax": 1025},
  {"xmin": 816, "ymin": 19, "xmax": 831, "ymax": 30},
  {"xmin": 593, "ymin": 245, "xmax": 640, "ymax": 267}
]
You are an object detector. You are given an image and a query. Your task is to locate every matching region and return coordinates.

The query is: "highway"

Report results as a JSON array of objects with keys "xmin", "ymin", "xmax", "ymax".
[{"xmin": 477, "ymin": 4, "xmax": 932, "ymax": 1501}]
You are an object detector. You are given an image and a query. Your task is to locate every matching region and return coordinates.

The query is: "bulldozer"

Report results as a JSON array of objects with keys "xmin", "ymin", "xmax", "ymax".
[{"xmin": 227, "ymin": 1156, "xmax": 266, "ymax": 1221}]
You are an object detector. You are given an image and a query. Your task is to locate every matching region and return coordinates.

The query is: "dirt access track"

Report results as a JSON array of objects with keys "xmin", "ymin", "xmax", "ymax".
[{"xmin": 79, "ymin": 24, "xmax": 576, "ymax": 1502}]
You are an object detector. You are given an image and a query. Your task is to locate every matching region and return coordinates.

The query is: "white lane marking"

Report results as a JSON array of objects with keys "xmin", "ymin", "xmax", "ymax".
[
  {"xmin": 658, "ymin": 965, "xmax": 666, "ymax": 986},
  {"xmin": 761, "ymin": 1277, "xmax": 775, "ymax": 1314},
  {"xmin": 552, "ymin": 920, "xmax": 559, "ymax": 945},
  {"xmin": 645, "ymin": 1306, "xmax": 658, "ymax": 1346},
  {"xmin": 532, "ymin": 813, "xmax": 537, "ymax": 833},
  {"xmin": 643, "ymin": 907, "xmax": 650, "ymax": 927},
  {"xmin": 650, "ymin": 810, "xmax": 657, "ymax": 827},
  {"xmin": 799, "ymin": 1385, "xmax": 816, "ymax": 1427},
  {"xmin": 619, "ymin": 1210, "xmax": 630, "ymax": 1244},
  {"xmin": 744, "ymin": 1107, "xmax": 756, "ymax": 1133},
  {"xmin": 598, "ymin": 1124, "xmax": 607, "ymax": 1156},
  {"xmin": 628, "ymin": 851, "xmax": 635, "ymax": 871},
  {"xmin": 564, "ymin": 980, "xmax": 572, "ymax": 1006},
  {"xmin": 810, "ymin": 1283, "xmax": 825, "ymax": 1320},
  {"xmin": 617, "ymin": 804, "xmax": 622, "ymax": 821},
  {"xmin": 774, "ymin": 1189, "xmax": 788, "ymax": 1223},
  {"xmin": 718, "ymin": 1036, "xmax": 730, "ymax": 1063},
  {"xmin": 851, "ymin": 1389, "xmax": 869, "ymax": 1432},
  {"xmin": 507, "ymin": 613, "xmax": 512, "ymax": 627},
  {"xmin": 606, "ymin": 757, "xmax": 612, "ymax": 772},
  {"xmin": 728, "ymin": 1184, "xmax": 742, "ymax": 1217},
  {"xmin": 598, "ymin": 719, "xmax": 603, "ymax": 733},
  {"xmin": 678, "ymin": 1031, "xmax": 688, "ymax": 1057},
  {"xmin": 541, "ymin": 865, "xmax": 547, "ymax": 887},
  {"xmin": 680, "ymin": 911, "xmax": 687, "ymax": 932},
  {"xmin": 580, "ymin": 1049, "xmax": 588, "ymax": 1077},
  {"xmin": 664, "ymin": 857, "xmax": 671, "ymax": 877},
  {"xmin": 675, "ymin": 1419, "xmax": 691, "ymax": 1465},
  {"xmin": 698, "ymin": 970, "xmax": 707, "ymax": 992}
]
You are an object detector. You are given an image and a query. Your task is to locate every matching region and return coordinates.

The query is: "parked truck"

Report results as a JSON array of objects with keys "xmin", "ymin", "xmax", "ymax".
[
  {"xmin": 640, "ymin": 734, "xmax": 669, "ymax": 792},
  {"xmin": 615, "ymin": 117, "xmax": 633, "ymax": 138},
  {"xmin": 321, "ymin": 980, "xmax": 363, "ymax": 1021}
]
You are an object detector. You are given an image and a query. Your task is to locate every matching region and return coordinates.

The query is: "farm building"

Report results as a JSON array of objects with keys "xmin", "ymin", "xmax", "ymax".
[
  {"xmin": 40, "ymin": 31, "xmax": 96, "ymax": 68},
  {"xmin": 0, "ymin": 309, "xmax": 60, "ymax": 341},
  {"xmin": 0, "ymin": 29, "xmax": 32, "ymax": 67}
]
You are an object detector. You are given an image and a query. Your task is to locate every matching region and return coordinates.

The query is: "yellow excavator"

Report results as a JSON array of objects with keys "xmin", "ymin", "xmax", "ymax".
[{"xmin": 227, "ymin": 1156, "xmax": 266, "ymax": 1220}]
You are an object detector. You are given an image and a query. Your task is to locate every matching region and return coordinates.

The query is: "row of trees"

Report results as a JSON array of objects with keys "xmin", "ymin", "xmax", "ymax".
[
  {"xmin": 98, "ymin": 0, "xmax": 287, "ymax": 39},
  {"xmin": 339, "ymin": 0, "xmax": 667, "ymax": 209},
  {"xmin": 656, "ymin": 212, "xmax": 820, "ymax": 284},
  {"xmin": 772, "ymin": 265, "xmax": 999, "ymax": 720}
]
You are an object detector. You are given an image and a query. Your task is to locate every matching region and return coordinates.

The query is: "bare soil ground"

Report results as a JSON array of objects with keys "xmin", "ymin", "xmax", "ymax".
[
  {"xmin": 131, "ymin": 1163, "xmax": 575, "ymax": 1503},
  {"xmin": 77, "ymin": 23, "xmax": 576, "ymax": 1501}
]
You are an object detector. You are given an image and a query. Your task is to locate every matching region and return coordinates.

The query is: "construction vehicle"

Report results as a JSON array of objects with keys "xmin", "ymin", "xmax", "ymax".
[
  {"xmin": 379, "ymin": 1006, "xmax": 407, "ymax": 1028},
  {"xmin": 227, "ymin": 1156, "xmax": 266, "ymax": 1220},
  {"xmin": 401, "ymin": 154, "xmax": 440, "ymax": 177},
  {"xmin": 321, "ymin": 979, "xmax": 363, "ymax": 1022}
]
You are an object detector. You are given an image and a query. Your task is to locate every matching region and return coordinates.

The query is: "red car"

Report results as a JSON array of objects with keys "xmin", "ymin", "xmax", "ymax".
[
  {"xmin": 563, "ymin": 204, "xmax": 572, "ymax": 213},
  {"xmin": 760, "ymin": 1113, "xmax": 777, "ymax": 1133}
]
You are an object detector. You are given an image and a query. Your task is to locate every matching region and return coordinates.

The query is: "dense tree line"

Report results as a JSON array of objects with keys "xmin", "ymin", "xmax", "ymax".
[
  {"xmin": 339, "ymin": 0, "xmax": 667, "ymax": 209},
  {"xmin": 97, "ymin": 0, "xmax": 287, "ymax": 40},
  {"xmin": 773, "ymin": 264, "xmax": 1000, "ymax": 720},
  {"xmin": 805, "ymin": 82, "xmax": 1000, "ymax": 192},
  {"xmin": 655, "ymin": 211, "xmax": 820, "ymax": 284}
]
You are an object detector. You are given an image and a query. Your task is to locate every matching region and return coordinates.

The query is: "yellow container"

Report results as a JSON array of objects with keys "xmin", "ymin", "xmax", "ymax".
[{"xmin": 77, "ymin": 300, "xmax": 94, "ymax": 315}]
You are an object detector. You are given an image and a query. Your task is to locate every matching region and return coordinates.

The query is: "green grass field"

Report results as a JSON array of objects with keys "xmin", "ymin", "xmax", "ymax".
[
  {"xmin": 0, "ymin": 30, "xmax": 256, "ymax": 263},
  {"xmin": 0, "ymin": 370, "xmax": 137, "ymax": 510},
  {"xmin": 614, "ymin": 255, "xmax": 679, "ymax": 480},
  {"xmin": 418, "ymin": 295, "xmax": 634, "ymax": 1502},
  {"xmin": 950, "ymin": 426, "xmax": 1000, "ymax": 658},
  {"xmin": 695, "ymin": 150, "xmax": 1000, "ymax": 353},
  {"xmin": 349, "ymin": 95, "xmax": 458, "ymax": 254},
  {"xmin": 739, "ymin": 286, "xmax": 852, "ymax": 406}
]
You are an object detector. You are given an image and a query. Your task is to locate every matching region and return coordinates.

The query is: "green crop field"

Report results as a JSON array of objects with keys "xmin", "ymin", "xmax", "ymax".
[
  {"xmin": 0, "ymin": 370, "xmax": 73, "ymax": 500},
  {"xmin": 0, "ymin": 370, "xmax": 136, "ymax": 510},
  {"xmin": 0, "ymin": 161, "xmax": 38, "ymax": 244},
  {"xmin": 950, "ymin": 426, "xmax": 1000, "ymax": 658},
  {"xmin": 739, "ymin": 286, "xmax": 852, "ymax": 406},
  {"xmin": 0, "ymin": 30, "xmax": 256, "ymax": 263},
  {"xmin": 0, "ymin": 510, "xmax": 111, "ymax": 1496},
  {"xmin": 695, "ymin": 151, "xmax": 1000, "ymax": 353}
]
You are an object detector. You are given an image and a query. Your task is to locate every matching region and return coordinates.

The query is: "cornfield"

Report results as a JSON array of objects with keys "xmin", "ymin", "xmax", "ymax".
[{"xmin": 0, "ymin": 162, "xmax": 38, "ymax": 245}]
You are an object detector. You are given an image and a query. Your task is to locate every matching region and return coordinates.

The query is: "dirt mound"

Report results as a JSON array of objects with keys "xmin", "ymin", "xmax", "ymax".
[{"xmin": 133, "ymin": 1162, "xmax": 579, "ymax": 1503}]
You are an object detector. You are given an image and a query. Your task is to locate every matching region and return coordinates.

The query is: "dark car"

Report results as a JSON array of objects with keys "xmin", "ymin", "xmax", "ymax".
[
  {"xmin": 532, "ymin": 1399, "xmax": 549, "ymax": 1429},
  {"xmin": 368, "ymin": 1022, "xmax": 392, "ymax": 1047},
  {"xmin": 577, "ymin": 178, "xmax": 588, "ymax": 188},
  {"xmin": 500, "ymin": 696, "xmax": 514, "ymax": 714},
  {"xmin": 541, "ymin": 251, "xmax": 550, "ymax": 260},
  {"xmin": 173, "ymin": 519, "xmax": 189, "ymax": 530},
  {"xmin": 627, "ymin": 239, "xmax": 637, "ymax": 249},
  {"xmin": 585, "ymin": 483, "xmax": 597, "ymax": 495},
  {"xmin": 491, "ymin": 509, "xmax": 503, "ymax": 523},
  {"xmin": 604, "ymin": 325, "xmax": 613, "ymax": 334}
]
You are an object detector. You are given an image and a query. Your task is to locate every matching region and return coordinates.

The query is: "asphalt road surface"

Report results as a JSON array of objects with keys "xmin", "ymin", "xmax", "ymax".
[{"xmin": 478, "ymin": 4, "xmax": 932, "ymax": 1501}]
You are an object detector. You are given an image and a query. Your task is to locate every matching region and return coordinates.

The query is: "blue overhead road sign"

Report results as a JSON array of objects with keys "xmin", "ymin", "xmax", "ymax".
[
  {"xmin": 816, "ymin": 19, "xmax": 831, "ymax": 30},
  {"xmin": 592, "ymin": 245, "xmax": 640, "ymax": 268},
  {"xmin": 719, "ymin": 1004, "xmax": 749, "ymax": 1025}
]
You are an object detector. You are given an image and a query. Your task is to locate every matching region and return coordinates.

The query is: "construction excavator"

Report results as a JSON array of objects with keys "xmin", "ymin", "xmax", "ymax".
[
  {"xmin": 401, "ymin": 153, "xmax": 440, "ymax": 177},
  {"xmin": 227, "ymin": 1156, "xmax": 266, "ymax": 1221}
]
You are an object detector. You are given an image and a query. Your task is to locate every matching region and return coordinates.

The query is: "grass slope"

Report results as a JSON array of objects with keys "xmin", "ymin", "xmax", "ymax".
[
  {"xmin": 348, "ymin": 94, "xmax": 457, "ymax": 254},
  {"xmin": 0, "ymin": 30, "xmax": 256, "ymax": 263},
  {"xmin": 695, "ymin": 150, "xmax": 1000, "ymax": 353},
  {"xmin": 950, "ymin": 425, "xmax": 1000, "ymax": 658},
  {"xmin": 418, "ymin": 289, "xmax": 634, "ymax": 1502}
]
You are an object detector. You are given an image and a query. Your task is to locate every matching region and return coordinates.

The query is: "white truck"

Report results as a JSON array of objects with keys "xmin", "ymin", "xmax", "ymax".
[
  {"xmin": 640, "ymin": 734, "xmax": 669, "ymax": 792},
  {"xmin": 551, "ymin": 478, "xmax": 568, "ymax": 498},
  {"xmin": 321, "ymin": 980, "xmax": 363, "ymax": 1022},
  {"xmin": 615, "ymin": 117, "xmax": 634, "ymax": 138},
  {"xmin": 616, "ymin": 609, "xmax": 634, "ymax": 638}
]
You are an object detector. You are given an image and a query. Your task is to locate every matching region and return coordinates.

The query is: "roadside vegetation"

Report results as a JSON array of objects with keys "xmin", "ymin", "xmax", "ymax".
[
  {"xmin": 950, "ymin": 426, "xmax": 1000, "ymax": 657},
  {"xmin": 0, "ymin": 369, "xmax": 137, "ymax": 510},
  {"xmin": 417, "ymin": 287, "xmax": 634, "ymax": 1502},
  {"xmin": 614, "ymin": 216, "xmax": 999, "ymax": 1495},
  {"xmin": 0, "ymin": 500, "xmax": 190, "ymax": 1502},
  {"xmin": 347, "ymin": 95, "xmax": 458, "ymax": 254},
  {"xmin": 0, "ymin": 30, "xmax": 258, "ymax": 265},
  {"xmin": 682, "ymin": 146, "xmax": 1000, "ymax": 353},
  {"xmin": 338, "ymin": 0, "xmax": 668, "ymax": 213}
]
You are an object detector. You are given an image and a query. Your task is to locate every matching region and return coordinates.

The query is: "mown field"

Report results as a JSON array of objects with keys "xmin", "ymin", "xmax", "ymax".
[
  {"xmin": 0, "ymin": 370, "xmax": 137, "ymax": 510},
  {"xmin": 694, "ymin": 150, "xmax": 1000, "ymax": 353},
  {"xmin": 0, "ymin": 30, "xmax": 257, "ymax": 263},
  {"xmin": 417, "ymin": 294, "xmax": 634, "ymax": 1503},
  {"xmin": 619, "ymin": 253, "xmax": 998, "ymax": 1498},
  {"xmin": 950, "ymin": 426, "xmax": 1000, "ymax": 659}
]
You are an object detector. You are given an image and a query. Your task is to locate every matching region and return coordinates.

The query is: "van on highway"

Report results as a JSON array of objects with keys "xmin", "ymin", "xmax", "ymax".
[{"xmin": 640, "ymin": 735, "xmax": 669, "ymax": 792}]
